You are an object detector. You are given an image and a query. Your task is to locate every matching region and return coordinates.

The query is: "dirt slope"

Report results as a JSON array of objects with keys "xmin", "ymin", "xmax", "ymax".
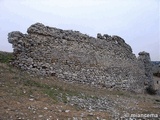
[{"xmin": 0, "ymin": 62, "xmax": 160, "ymax": 120}]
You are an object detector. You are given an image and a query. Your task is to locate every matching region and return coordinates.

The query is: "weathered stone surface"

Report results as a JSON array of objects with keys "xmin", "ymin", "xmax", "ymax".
[
  {"xmin": 97, "ymin": 33, "xmax": 103, "ymax": 39},
  {"xmin": 8, "ymin": 23, "xmax": 151, "ymax": 93},
  {"xmin": 138, "ymin": 51, "xmax": 153, "ymax": 88}
]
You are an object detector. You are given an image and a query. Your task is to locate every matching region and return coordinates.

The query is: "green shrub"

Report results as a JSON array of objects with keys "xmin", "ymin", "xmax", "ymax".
[
  {"xmin": 0, "ymin": 51, "xmax": 13, "ymax": 63},
  {"xmin": 153, "ymin": 72, "xmax": 160, "ymax": 78},
  {"xmin": 146, "ymin": 86, "xmax": 157, "ymax": 95}
]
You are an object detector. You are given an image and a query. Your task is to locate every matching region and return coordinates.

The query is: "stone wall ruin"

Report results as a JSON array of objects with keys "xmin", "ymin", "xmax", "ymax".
[{"xmin": 8, "ymin": 23, "xmax": 152, "ymax": 93}]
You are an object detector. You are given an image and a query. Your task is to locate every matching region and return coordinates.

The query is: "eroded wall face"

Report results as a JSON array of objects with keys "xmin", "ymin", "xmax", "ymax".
[
  {"xmin": 138, "ymin": 52, "xmax": 154, "ymax": 89},
  {"xmin": 8, "ymin": 23, "xmax": 146, "ymax": 93}
]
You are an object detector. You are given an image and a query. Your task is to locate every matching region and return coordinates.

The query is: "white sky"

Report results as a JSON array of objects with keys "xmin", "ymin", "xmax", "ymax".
[{"xmin": 0, "ymin": 0, "xmax": 159, "ymax": 61}]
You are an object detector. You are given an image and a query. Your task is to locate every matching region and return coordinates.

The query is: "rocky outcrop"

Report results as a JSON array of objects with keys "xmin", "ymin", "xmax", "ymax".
[{"xmin": 8, "ymin": 23, "xmax": 147, "ymax": 93}]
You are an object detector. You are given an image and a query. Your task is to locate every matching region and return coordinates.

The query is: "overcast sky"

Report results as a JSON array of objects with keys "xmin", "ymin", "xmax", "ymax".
[{"xmin": 0, "ymin": 0, "xmax": 159, "ymax": 61}]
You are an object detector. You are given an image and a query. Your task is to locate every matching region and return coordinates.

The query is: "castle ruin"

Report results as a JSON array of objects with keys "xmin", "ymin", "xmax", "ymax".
[{"xmin": 8, "ymin": 23, "xmax": 153, "ymax": 93}]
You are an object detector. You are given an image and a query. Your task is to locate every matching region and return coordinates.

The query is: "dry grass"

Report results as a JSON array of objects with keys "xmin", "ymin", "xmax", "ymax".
[
  {"xmin": 0, "ymin": 62, "xmax": 160, "ymax": 120},
  {"xmin": 0, "ymin": 63, "xmax": 111, "ymax": 119}
]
